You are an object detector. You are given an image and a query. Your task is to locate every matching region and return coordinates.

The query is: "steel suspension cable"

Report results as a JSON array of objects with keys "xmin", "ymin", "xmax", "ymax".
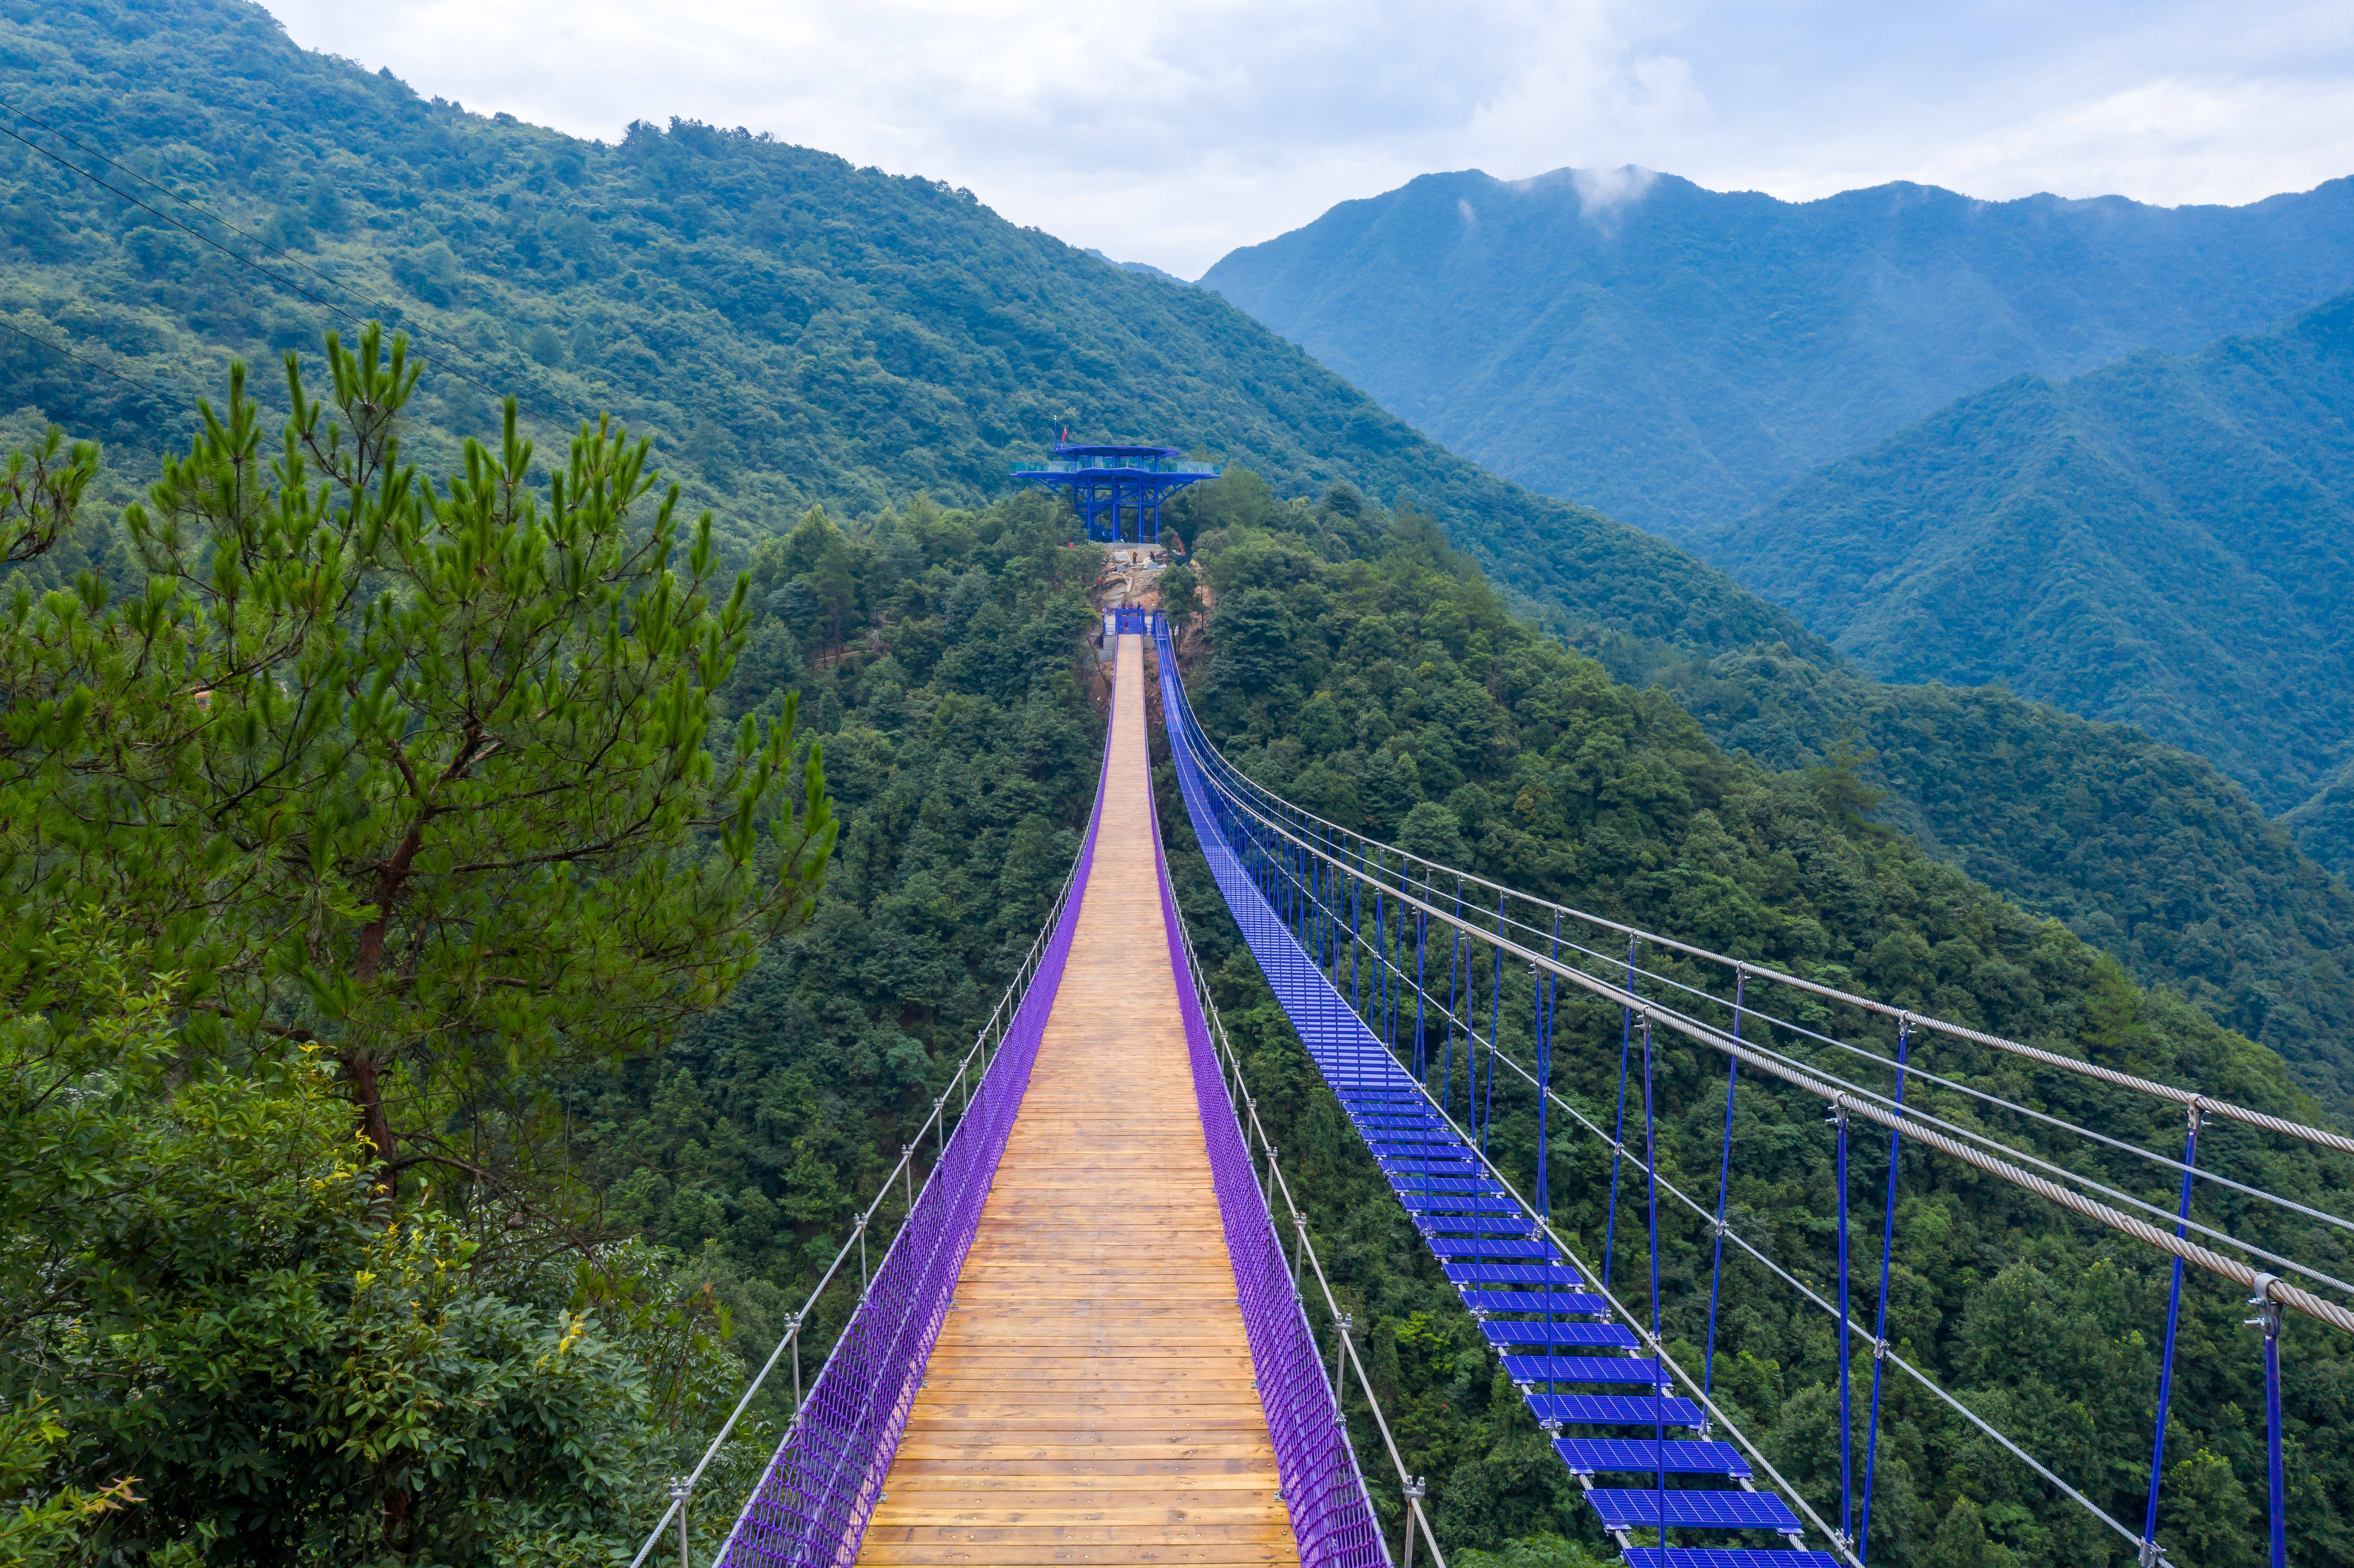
[
  {"xmin": 1214, "ymin": 778, "xmax": 2354, "ymax": 1310},
  {"xmin": 1165, "ymin": 700, "xmax": 2354, "ymax": 1161},
  {"xmin": 2141, "ymin": 1107, "xmax": 2202, "ymax": 1566},
  {"xmin": 1170, "ymin": 711, "xmax": 2147, "ymax": 1559},
  {"xmin": 1604, "ymin": 935, "xmax": 1636, "ymax": 1300}
]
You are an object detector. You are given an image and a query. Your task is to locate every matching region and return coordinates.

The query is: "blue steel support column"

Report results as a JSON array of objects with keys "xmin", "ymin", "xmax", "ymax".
[
  {"xmin": 1859, "ymin": 1019, "xmax": 1913, "ymax": 1563},
  {"xmin": 1644, "ymin": 1017, "xmax": 1666, "ymax": 1550},
  {"xmin": 2141, "ymin": 1106, "xmax": 2203, "ymax": 1567}
]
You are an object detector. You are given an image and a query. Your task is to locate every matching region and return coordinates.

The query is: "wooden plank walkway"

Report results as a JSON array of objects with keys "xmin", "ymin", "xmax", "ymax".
[{"xmin": 858, "ymin": 633, "xmax": 1298, "ymax": 1568}]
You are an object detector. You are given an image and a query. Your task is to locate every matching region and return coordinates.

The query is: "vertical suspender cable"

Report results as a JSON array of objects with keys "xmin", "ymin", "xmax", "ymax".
[
  {"xmin": 1414, "ymin": 871, "xmax": 1429, "ymax": 1083},
  {"xmin": 2258, "ymin": 1282, "xmax": 2286, "ymax": 1568},
  {"xmin": 1859, "ymin": 1018, "xmax": 1912, "ymax": 1563},
  {"xmin": 1356, "ymin": 843, "xmax": 1374, "ymax": 1012},
  {"xmin": 1603, "ymin": 936, "xmax": 1638, "ymax": 1297},
  {"xmin": 1644, "ymin": 1016, "xmax": 1666, "ymax": 1549},
  {"xmin": 1538, "ymin": 913, "xmax": 1560, "ymax": 1221},
  {"xmin": 1445, "ymin": 880, "xmax": 1464, "ymax": 1115},
  {"xmin": 1483, "ymin": 899, "xmax": 1502, "ymax": 1156},
  {"xmin": 1703, "ymin": 970, "xmax": 1745, "ymax": 1409},
  {"xmin": 2141, "ymin": 1106, "xmax": 2202, "ymax": 1566},
  {"xmin": 1836, "ymin": 1104, "xmax": 1855, "ymax": 1552}
]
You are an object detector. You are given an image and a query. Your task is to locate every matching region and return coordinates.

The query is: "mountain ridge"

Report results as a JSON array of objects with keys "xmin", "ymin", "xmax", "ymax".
[
  {"xmin": 6, "ymin": 0, "xmax": 2354, "ymax": 1107},
  {"xmin": 1199, "ymin": 165, "xmax": 2354, "ymax": 535},
  {"xmin": 1691, "ymin": 288, "xmax": 2354, "ymax": 832}
]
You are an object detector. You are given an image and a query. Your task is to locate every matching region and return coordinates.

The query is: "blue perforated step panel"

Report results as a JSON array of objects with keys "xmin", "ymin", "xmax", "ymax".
[
  {"xmin": 1483, "ymin": 1321, "xmax": 1641, "ymax": 1350},
  {"xmin": 1390, "ymin": 1176, "xmax": 1507, "ymax": 1195},
  {"xmin": 1619, "ymin": 1544, "xmax": 1836, "ymax": 1554},
  {"xmin": 1553, "ymin": 1438, "xmax": 1750, "ymax": 1478},
  {"xmin": 1420, "ymin": 1217, "xmax": 1543, "ymax": 1236},
  {"xmin": 1429, "ymin": 1238, "xmax": 1553, "ymax": 1260},
  {"xmin": 1584, "ymin": 1490, "xmax": 1800, "ymax": 1533},
  {"xmin": 1446, "ymin": 1263, "xmax": 1582, "ymax": 1287},
  {"xmin": 1404, "ymin": 1198, "xmax": 1527, "ymax": 1216},
  {"xmin": 1503, "ymin": 1355, "xmax": 1664, "ymax": 1385},
  {"xmin": 1380, "ymin": 1157, "xmax": 1482, "ymax": 1174},
  {"xmin": 1527, "ymin": 1394, "xmax": 1703, "ymax": 1427},
  {"xmin": 1460, "ymin": 1290, "xmax": 1607, "ymax": 1314}
]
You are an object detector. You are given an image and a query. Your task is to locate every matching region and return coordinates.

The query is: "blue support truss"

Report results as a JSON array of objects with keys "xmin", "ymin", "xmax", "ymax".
[{"xmin": 1012, "ymin": 441, "xmax": 1219, "ymax": 544}]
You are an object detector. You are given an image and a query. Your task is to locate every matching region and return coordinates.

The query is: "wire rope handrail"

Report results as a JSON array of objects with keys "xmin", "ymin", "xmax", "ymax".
[
  {"xmin": 1151, "ymin": 613, "xmax": 2342, "ymax": 1568},
  {"xmin": 1168, "ymin": 842, "xmax": 1443, "ymax": 1568},
  {"xmin": 1152, "ymin": 759, "xmax": 1393, "ymax": 1568},
  {"xmin": 1157, "ymin": 638, "xmax": 2354, "ymax": 1161},
  {"xmin": 1154, "ymin": 626, "xmax": 2353, "ymax": 1301},
  {"xmin": 627, "ymin": 747, "xmax": 1109, "ymax": 1568}
]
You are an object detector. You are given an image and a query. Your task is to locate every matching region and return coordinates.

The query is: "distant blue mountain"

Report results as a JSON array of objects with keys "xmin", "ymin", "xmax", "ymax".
[
  {"xmin": 1084, "ymin": 248, "xmax": 1188, "ymax": 286},
  {"xmin": 1201, "ymin": 167, "xmax": 2354, "ymax": 536}
]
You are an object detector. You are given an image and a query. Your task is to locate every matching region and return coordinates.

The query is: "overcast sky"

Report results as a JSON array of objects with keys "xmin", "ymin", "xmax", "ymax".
[{"xmin": 262, "ymin": 0, "xmax": 2354, "ymax": 279}]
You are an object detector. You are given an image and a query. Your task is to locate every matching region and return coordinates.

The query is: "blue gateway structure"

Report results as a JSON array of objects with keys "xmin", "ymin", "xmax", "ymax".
[{"xmin": 1012, "ymin": 439, "xmax": 1219, "ymax": 544}]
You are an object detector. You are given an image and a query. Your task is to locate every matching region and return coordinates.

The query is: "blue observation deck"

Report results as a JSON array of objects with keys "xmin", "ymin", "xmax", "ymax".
[{"xmin": 1012, "ymin": 441, "xmax": 1220, "ymax": 545}]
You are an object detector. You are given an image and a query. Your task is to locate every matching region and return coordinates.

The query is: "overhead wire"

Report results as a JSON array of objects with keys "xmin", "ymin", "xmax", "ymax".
[
  {"xmin": 1468, "ymin": 909, "xmax": 2354, "ymax": 1245},
  {"xmin": 1182, "ymin": 730, "xmax": 2354, "ymax": 1281},
  {"xmin": 1225, "ymin": 769, "xmax": 2354, "ymax": 1314},
  {"xmin": 0, "ymin": 316, "xmax": 186, "ymax": 397}
]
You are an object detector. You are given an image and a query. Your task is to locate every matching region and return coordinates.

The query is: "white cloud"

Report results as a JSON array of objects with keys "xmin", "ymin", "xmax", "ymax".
[
  {"xmin": 1569, "ymin": 165, "xmax": 1660, "ymax": 220},
  {"xmin": 258, "ymin": 0, "xmax": 2354, "ymax": 276}
]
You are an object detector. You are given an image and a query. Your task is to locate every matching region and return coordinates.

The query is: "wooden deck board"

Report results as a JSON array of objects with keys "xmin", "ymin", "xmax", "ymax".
[{"xmin": 857, "ymin": 634, "xmax": 1297, "ymax": 1568}]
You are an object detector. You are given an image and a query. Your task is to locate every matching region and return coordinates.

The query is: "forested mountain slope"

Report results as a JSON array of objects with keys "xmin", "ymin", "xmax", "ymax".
[
  {"xmin": 6, "ymin": 8, "xmax": 2354, "ymax": 1561},
  {"xmin": 1197, "ymin": 167, "xmax": 2354, "ymax": 537},
  {"xmin": 1656, "ymin": 647, "xmax": 2354, "ymax": 1108},
  {"xmin": 12, "ymin": 0, "xmax": 2354, "ymax": 1111},
  {"xmin": 1692, "ymin": 291, "xmax": 2354, "ymax": 833},
  {"xmin": 1152, "ymin": 494, "xmax": 2352, "ymax": 1568},
  {"xmin": 0, "ymin": 0, "xmax": 1806, "ymax": 659}
]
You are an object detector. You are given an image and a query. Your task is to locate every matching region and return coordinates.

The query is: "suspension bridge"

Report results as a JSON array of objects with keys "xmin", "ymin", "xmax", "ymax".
[{"xmin": 643, "ymin": 613, "xmax": 2353, "ymax": 1568}]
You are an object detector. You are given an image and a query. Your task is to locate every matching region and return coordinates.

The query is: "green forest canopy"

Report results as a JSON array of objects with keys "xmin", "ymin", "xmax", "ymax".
[
  {"xmin": 1153, "ymin": 487, "xmax": 2353, "ymax": 1568},
  {"xmin": 4, "ymin": 295, "xmax": 2351, "ymax": 1568},
  {"xmin": 1693, "ymin": 290, "xmax": 2354, "ymax": 836},
  {"xmin": 10, "ymin": 0, "xmax": 2354, "ymax": 1115}
]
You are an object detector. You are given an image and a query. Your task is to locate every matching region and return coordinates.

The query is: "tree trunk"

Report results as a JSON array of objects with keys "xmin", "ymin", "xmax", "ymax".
[{"xmin": 341, "ymin": 1049, "xmax": 397, "ymax": 1207}]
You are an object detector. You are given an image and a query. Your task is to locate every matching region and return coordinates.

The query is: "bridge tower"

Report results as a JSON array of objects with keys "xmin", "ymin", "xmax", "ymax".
[{"xmin": 1012, "ymin": 437, "xmax": 1220, "ymax": 544}]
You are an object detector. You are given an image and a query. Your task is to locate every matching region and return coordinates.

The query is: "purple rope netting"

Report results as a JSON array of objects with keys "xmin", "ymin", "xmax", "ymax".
[
  {"xmin": 715, "ymin": 722, "xmax": 1110, "ymax": 1568},
  {"xmin": 1150, "ymin": 667, "xmax": 1389, "ymax": 1568}
]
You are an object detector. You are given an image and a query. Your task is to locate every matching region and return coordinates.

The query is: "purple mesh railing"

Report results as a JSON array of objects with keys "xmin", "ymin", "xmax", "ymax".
[
  {"xmin": 713, "ymin": 723, "xmax": 1111, "ymax": 1568},
  {"xmin": 1151, "ymin": 736, "xmax": 1390, "ymax": 1568}
]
